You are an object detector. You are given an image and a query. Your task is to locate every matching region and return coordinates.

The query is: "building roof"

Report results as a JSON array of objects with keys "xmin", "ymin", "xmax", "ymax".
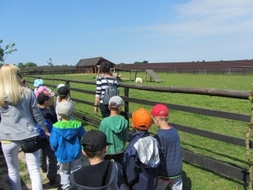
[{"xmin": 75, "ymin": 57, "xmax": 115, "ymax": 67}]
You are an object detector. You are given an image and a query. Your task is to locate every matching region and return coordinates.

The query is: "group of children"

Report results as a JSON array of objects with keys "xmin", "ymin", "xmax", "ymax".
[{"xmin": 33, "ymin": 78, "xmax": 183, "ymax": 190}]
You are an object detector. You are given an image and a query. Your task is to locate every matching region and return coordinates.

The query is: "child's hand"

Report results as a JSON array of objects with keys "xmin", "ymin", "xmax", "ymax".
[
  {"xmin": 94, "ymin": 107, "xmax": 98, "ymax": 114},
  {"xmin": 44, "ymin": 130, "xmax": 51, "ymax": 137}
]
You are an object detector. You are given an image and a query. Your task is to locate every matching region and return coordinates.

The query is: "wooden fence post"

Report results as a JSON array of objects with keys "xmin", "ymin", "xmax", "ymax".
[
  {"xmin": 66, "ymin": 81, "xmax": 70, "ymax": 97},
  {"xmin": 246, "ymin": 86, "xmax": 253, "ymax": 190},
  {"xmin": 123, "ymin": 87, "xmax": 129, "ymax": 124}
]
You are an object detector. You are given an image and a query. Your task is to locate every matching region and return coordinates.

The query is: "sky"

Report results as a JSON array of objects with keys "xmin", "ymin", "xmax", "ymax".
[{"xmin": 1, "ymin": 0, "xmax": 253, "ymax": 66}]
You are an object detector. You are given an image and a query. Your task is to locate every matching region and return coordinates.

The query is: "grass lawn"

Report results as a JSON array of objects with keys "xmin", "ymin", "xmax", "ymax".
[{"xmin": 24, "ymin": 72, "xmax": 253, "ymax": 190}]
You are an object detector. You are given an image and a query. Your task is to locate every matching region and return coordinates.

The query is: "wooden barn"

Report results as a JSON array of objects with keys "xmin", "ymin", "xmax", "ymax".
[{"xmin": 75, "ymin": 57, "xmax": 115, "ymax": 73}]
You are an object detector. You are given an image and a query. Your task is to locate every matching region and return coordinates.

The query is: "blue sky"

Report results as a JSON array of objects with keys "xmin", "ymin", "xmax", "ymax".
[{"xmin": 1, "ymin": 0, "xmax": 253, "ymax": 66}]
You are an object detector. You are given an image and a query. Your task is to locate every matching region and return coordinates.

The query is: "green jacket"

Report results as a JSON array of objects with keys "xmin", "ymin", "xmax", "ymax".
[{"xmin": 99, "ymin": 115, "xmax": 128, "ymax": 155}]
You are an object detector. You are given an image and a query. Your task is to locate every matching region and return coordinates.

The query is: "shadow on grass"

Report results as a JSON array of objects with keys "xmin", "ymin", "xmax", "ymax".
[
  {"xmin": 182, "ymin": 170, "xmax": 192, "ymax": 190},
  {"xmin": 184, "ymin": 162, "xmax": 247, "ymax": 190},
  {"xmin": 180, "ymin": 142, "xmax": 247, "ymax": 169}
]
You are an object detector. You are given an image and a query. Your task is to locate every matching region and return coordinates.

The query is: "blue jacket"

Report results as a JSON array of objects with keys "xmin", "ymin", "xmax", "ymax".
[
  {"xmin": 123, "ymin": 131, "xmax": 160, "ymax": 190},
  {"xmin": 154, "ymin": 127, "xmax": 183, "ymax": 179},
  {"xmin": 37, "ymin": 107, "xmax": 57, "ymax": 139},
  {"xmin": 50, "ymin": 120, "xmax": 85, "ymax": 163}
]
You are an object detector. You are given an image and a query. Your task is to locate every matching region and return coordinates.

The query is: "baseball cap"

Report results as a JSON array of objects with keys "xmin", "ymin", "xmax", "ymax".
[
  {"xmin": 81, "ymin": 130, "xmax": 112, "ymax": 152},
  {"xmin": 132, "ymin": 108, "xmax": 152, "ymax": 130},
  {"xmin": 109, "ymin": 96, "xmax": 124, "ymax": 107},
  {"xmin": 57, "ymin": 101, "xmax": 74, "ymax": 117},
  {"xmin": 57, "ymin": 86, "xmax": 70, "ymax": 98},
  {"xmin": 57, "ymin": 83, "xmax": 65, "ymax": 90},
  {"xmin": 34, "ymin": 79, "xmax": 44, "ymax": 87},
  {"xmin": 37, "ymin": 91, "xmax": 52, "ymax": 105},
  {"xmin": 151, "ymin": 104, "xmax": 169, "ymax": 117}
]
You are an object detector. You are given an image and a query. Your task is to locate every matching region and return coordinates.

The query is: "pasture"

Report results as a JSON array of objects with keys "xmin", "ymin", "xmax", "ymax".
[{"xmin": 25, "ymin": 72, "xmax": 253, "ymax": 190}]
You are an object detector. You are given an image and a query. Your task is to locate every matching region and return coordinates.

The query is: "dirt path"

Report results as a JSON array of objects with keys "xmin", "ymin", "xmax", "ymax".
[{"xmin": 0, "ymin": 150, "xmax": 60, "ymax": 190}]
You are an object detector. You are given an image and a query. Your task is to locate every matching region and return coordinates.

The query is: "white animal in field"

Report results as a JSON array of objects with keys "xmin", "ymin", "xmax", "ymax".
[{"xmin": 135, "ymin": 77, "xmax": 143, "ymax": 84}]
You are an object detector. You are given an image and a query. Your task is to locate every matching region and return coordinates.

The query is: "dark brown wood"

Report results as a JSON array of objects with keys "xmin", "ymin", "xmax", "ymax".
[
  {"xmin": 172, "ymin": 123, "xmax": 253, "ymax": 148},
  {"xmin": 183, "ymin": 150, "xmax": 248, "ymax": 183},
  {"xmin": 122, "ymin": 97, "xmax": 250, "ymax": 122}
]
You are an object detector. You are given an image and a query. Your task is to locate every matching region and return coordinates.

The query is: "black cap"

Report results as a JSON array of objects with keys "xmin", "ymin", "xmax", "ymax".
[
  {"xmin": 81, "ymin": 130, "xmax": 111, "ymax": 152},
  {"xmin": 37, "ymin": 91, "xmax": 51, "ymax": 105},
  {"xmin": 57, "ymin": 86, "xmax": 70, "ymax": 98}
]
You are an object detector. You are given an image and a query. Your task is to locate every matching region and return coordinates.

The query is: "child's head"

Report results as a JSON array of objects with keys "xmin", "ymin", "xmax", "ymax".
[
  {"xmin": 151, "ymin": 104, "xmax": 169, "ymax": 125},
  {"xmin": 34, "ymin": 78, "xmax": 44, "ymax": 88},
  {"xmin": 37, "ymin": 90, "xmax": 53, "ymax": 107},
  {"xmin": 57, "ymin": 101, "xmax": 73, "ymax": 119},
  {"xmin": 56, "ymin": 83, "xmax": 65, "ymax": 90},
  {"xmin": 81, "ymin": 130, "xmax": 111, "ymax": 158},
  {"xmin": 108, "ymin": 96, "xmax": 124, "ymax": 112},
  {"xmin": 132, "ymin": 108, "xmax": 152, "ymax": 131},
  {"xmin": 57, "ymin": 86, "xmax": 70, "ymax": 99}
]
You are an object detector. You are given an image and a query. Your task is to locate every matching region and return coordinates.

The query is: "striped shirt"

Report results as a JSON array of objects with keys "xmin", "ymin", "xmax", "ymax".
[{"xmin": 95, "ymin": 76, "xmax": 119, "ymax": 104}]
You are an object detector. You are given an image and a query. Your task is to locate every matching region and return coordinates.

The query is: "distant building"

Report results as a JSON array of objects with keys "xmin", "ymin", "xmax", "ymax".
[
  {"xmin": 75, "ymin": 57, "xmax": 115, "ymax": 73},
  {"xmin": 114, "ymin": 59, "xmax": 253, "ymax": 74}
]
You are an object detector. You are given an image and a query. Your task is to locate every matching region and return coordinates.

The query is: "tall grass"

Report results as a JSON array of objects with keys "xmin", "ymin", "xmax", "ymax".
[{"xmin": 25, "ymin": 72, "xmax": 253, "ymax": 190}]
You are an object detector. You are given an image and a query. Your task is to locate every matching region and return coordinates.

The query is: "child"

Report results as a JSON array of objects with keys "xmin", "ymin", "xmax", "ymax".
[
  {"xmin": 70, "ymin": 129, "xmax": 125, "ymax": 190},
  {"xmin": 99, "ymin": 96, "xmax": 128, "ymax": 165},
  {"xmin": 56, "ymin": 86, "xmax": 74, "ymax": 121},
  {"xmin": 55, "ymin": 83, "xmax": 67, "ymax": 106},
  {"xmin": 151, "ymin": 104, "xmax": 183, "ymax": 190},
  {"xmin": 34, "ymin": 78, "xmax": 54, "ymax": 97},
  {"xmin": 123, "ymin": 108, "xmax": 160, "ymax": 190},
  {"xmin": 36, "ymin": 90, "xmax": 58, "ymax": 185},
  {"xmin": 50, "ymin": 101, "xmax": 85, "ymax": 190}
]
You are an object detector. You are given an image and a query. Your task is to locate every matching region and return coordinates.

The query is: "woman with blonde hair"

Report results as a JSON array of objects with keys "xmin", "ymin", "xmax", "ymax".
[{"xmin": 0, "ymin": 64, "xmax": 49, "ymax": 190}]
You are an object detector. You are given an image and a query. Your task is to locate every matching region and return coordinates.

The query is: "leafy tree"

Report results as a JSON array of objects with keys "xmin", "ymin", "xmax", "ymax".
[
  {"xmin": 134, "ymin": 60, "xmax": 148, "ymax": 64},
  {"xmin": 17, "ymin": 62, "xmax": 26, "ymax": 69},
  {"xmin": 26, "ymin": 62, "xmax": 37, "ymax": 67},
  {"xmin": 0, "ymin": 39, "xmax": 17, "ymax": 64}
]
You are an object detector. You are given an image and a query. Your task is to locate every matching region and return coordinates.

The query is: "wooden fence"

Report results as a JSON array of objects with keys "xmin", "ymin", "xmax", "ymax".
[{"xmin": 27, "ymin": 76, "xmax": 252, "ymax": 185}]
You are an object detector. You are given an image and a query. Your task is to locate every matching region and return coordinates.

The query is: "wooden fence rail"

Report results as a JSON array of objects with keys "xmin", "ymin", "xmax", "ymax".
[{"xmin": 27, "ymin": 76, "xmax": 251, "ymax": 184}]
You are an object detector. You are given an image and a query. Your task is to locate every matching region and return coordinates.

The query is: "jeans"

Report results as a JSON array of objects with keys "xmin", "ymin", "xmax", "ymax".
[
  {"xmin": 59, "ymin": 158, "xmax": 82, "ymax": 190},
  {"xmin": 40, "ymin": 139, "xmax": 58, "ymax": 179},
  {"xmin": 2, "ymin": 141, "xmax": 43, "ymax": 190},
  {"xmin": 99, "ymin": 103, "xmax": 110, "ymax": 118}
]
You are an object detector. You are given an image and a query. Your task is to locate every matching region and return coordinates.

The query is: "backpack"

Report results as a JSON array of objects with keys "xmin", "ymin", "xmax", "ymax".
[{"xmin": 102, "ymin": 78, "xmax": 119, "ymax": 104}]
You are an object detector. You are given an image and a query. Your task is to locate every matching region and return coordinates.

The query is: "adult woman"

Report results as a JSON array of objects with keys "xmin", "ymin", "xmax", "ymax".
[
  {"xmin": 94, "ymin": 61, "xmax": 119, "ymax": 118},
  {"xmin": 0, "ymin": 64, "xmax": 49, "ymax": 190}
]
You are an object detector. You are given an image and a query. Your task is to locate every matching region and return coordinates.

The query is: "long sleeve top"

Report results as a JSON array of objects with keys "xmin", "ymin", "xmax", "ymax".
[{"xmin": 0, "ymin": 89, "xmax": 44, "ymax": 141}]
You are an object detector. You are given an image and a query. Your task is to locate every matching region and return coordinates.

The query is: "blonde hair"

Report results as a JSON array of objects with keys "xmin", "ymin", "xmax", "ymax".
[{"xmin": 0, "ymin": 64, "xmax": 28, "ymax": 107}]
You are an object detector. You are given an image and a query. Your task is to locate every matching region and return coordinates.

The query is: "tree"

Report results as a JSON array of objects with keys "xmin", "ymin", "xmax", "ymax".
[
  {"xmin": 26, "ymin": 62, "xmax": 37, "ymax": 67},
  {"xmin": 134, "ymin": 60, "xmax": 148, "ymax": 64},
  {"xmin": 17, "ymin": 62, "xmax": 26, "ymax": 69},
  {"xmin": 0, "ymin": 39, "xmax": 17, "ymax": 64}
]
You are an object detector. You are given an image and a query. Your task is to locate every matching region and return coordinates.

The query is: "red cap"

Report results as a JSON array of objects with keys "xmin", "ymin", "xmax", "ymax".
[
  {"xmin": 132, "ymin": 108, "xmax": 152, "ymax": 130},
  {"xmin": 151, "ymin": 104, "xmax": 169, "ymax": 116}
]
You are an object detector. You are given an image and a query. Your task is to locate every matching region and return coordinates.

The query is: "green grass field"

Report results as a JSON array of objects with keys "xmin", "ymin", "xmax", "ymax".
[{"xmin": 25, "ymin": 72, "xmax": 253, "ymax": 190}]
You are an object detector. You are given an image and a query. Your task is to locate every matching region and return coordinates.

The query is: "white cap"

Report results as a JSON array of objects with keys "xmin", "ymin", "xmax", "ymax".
[
  {"xmin": 57, "ymin": 101, "xmax": 74, "ymax": 117},
  {"xmin": 57, "ymin": 83, "xmax": 65, "ymax": 90},
  {"xmin": 109, "ymin": 96, "xmax": 124, "ymax": 107}
]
